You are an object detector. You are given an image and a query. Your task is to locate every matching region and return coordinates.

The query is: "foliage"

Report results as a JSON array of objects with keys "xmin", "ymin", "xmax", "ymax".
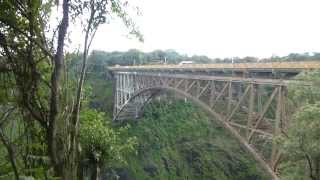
[
  {"xmin": 79, "ymin": 109, "xmax": 137, "ymax": 167},
  {"xmin": 278, "ymin": 70, "xmax": 320, "ymax": 180},
  {"xmin": 0, "ymin": 0, "xmax": 53, "ymax": 178},
  {"xmin": 0, "ymin": 0, "xmax": 142, "ymax": 178},
  {"xmin": 280, "ymin": 103, "xmax": 320, "ymax": 180},
  {"xmin": 289, "ymin": 71, "xmax": 320, "ymax": 105},
  {"xmin": 114, "ymin": 100, "xmax": 269, "ymax": 180}
]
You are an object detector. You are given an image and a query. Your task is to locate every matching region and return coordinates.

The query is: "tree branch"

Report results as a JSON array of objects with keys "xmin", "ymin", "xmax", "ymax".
[
  {"xmin": 0, "ymin": 108, "xmax": 20, "ymax": 180},
  {"xmin": 0, "ymin": 21, "xmax": 53, "ymax": 60}
]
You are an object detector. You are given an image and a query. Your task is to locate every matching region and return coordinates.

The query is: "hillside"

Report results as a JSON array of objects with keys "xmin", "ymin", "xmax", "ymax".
[{"xmin": 108, "ymin": 100, "xmax": 269, "ymax": 180}]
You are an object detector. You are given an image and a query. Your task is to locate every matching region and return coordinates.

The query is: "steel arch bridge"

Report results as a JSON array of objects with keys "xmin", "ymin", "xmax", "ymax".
[{"xmin": 109, "ymin": 61, "xmax": 320, "ymax": 179}]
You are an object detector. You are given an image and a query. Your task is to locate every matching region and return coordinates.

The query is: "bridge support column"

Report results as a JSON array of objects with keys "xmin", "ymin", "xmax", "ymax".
[
  {"xmin": 227, "ymin": 81, "xmax": 232, "ymax": 114},
  {"xmin": 209, "ymin": 81, "xmax": 216, "ymax": 107},
  {"xmin": 246, "ymin": 83, "xmax": 255, "ymax": 140},
  {"xmin": 271, "ymin": 86, "xmax": 286, "ymax": 172}
]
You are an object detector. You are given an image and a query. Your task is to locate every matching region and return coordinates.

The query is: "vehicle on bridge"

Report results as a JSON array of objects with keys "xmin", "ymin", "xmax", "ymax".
[{"xmin": 178, "ymin": 61, "xmax": 194, "ymax": 65}]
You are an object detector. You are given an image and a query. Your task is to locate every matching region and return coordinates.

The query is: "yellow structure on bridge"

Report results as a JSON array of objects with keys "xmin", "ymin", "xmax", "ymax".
[{"xmin": 110, "ymin": 61, "xmax": 320, "ymax": 71}]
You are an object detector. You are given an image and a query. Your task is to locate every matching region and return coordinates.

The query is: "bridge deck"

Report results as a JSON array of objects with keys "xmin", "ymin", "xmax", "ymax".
[
  {"xmin": 109, "ymin": 61, "xmax": 320, "ymax": 72},
  {"xmin": 115, "ymin": 71, "xmax": 309, "ymax": 86}
]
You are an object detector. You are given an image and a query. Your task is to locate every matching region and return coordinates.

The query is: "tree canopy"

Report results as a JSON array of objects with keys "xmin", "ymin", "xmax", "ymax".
[{"xmin": 278, "ymin": 70, "xmax": 320, "ymax": 180}]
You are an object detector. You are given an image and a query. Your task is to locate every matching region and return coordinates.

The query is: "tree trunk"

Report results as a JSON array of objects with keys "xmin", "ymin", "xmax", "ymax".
[
  {"xmin": 91, "ymin": 162, "xmax": 101, "ymax": 180},
  {"xmin": 71, "ymin": 9, "xmax": 96, "ymax": 180},
  {"xmin": 71, "ymin": 3, "xmax": 95, "ymax": 153},
  {"xmin": 48, "ymin": 0, "xmax": 71, "ymax": 179}
]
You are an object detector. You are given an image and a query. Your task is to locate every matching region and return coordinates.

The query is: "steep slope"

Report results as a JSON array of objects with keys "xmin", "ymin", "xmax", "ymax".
[{"xmin": 116, "ymin": 100, "xmax": 269, "ymax": 180}]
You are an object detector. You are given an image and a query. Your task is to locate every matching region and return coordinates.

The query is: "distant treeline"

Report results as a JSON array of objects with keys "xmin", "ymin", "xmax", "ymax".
[
  {"xmin": 88, "ymin": 49, "xmax": 208, "ymax": 66},
  {"xmin": 87, "ymin": 49, "xmax": 320, "ymax": 68}
]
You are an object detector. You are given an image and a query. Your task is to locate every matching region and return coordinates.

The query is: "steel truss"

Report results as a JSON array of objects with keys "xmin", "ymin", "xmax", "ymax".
[{"xmin": 113, "ymin": 71, "xmax": 292, "ymax": 180}]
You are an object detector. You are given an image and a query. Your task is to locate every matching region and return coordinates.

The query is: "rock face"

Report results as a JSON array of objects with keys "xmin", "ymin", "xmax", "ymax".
[{"xmin": 110, "ymin": 101, "xmax": 270, "ymax": 180}]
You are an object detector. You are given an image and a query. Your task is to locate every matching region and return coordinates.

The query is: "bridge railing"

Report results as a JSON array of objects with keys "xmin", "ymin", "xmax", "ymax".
[{"xmin": 109, "ymin": 61, "xmax": 320, "ymax": 71}]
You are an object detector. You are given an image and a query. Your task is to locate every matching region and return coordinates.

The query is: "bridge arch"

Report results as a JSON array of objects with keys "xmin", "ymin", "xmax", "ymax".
[{"xmin": 115, "ymin": 85, "xmax": 278, "ymax": 179}]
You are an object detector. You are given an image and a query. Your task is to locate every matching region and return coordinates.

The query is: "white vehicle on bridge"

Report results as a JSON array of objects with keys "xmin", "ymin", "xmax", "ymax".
[{"xmin": 178, "ymin": 61, "xmax": 193, "ymax": 65}]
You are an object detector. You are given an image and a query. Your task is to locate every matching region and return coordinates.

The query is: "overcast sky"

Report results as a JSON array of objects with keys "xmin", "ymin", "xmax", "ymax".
[{"xmin": 75, "ymin": 0, "xmax": 320, "ymax": 58}]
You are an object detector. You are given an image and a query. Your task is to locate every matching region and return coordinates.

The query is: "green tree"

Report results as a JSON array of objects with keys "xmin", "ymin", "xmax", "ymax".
[
  {"xmin": 79, "ymin": 109, "xmax": 137, "ymax": 180},
  {"xmin": 278, "ymin": 71, "xmax": 320, "ymax": 180},
  {"xmin": 0, "ymin": 0, "xmax": 141, "ymax": 179}
]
